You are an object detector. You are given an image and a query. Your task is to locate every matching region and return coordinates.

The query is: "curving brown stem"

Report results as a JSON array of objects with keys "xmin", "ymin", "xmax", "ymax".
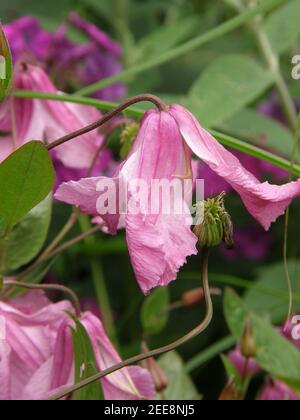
[
  {"xmin": 48, "ymin": 247, "xmax": 213, "ymax": 400},
  {"xmin": 47, "ymin": 94, "xmax": 166, "ymax": 152},
  {"xmin": 3, "ymin": 280, "xmax": 81, "ymax": 317}
]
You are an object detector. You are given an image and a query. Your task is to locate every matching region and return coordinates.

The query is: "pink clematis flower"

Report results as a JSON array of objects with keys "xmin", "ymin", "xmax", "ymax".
[
  {"xmin": 0, "ymin": 290, "xmax": 73, "ymax": 400},
  {"xmin": 66, "ymin": 312, "xmax": 155, "ymax": 400},
  {"xmin": 55, "ymin": 104, "xmax": 300, "ymax": 292},
  {"xmin": 0, "ymin": 291, "xmax": 155, "ymax": 400},
  {"xmin": 0, "ymin": 63, "xmax": 108, "ymax": 179},
  {"xmin": 56, "ymin": 108, "xmax": 198, "ymax": 294}
]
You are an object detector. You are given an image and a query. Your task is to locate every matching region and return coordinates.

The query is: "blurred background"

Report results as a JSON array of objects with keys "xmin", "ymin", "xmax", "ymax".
[{"xmin": 2, "ymin": 0, "xmax": 300, "ymax": 400}]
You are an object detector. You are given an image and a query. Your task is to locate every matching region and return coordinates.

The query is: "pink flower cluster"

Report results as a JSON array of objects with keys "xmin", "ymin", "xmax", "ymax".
[
  {"xmin": 4, "ymin": 14, "xmax": 125, "ymax": 100},
  {"xmin": 0, "ymin": 291, "xmax": 155, "ymax": 400}
]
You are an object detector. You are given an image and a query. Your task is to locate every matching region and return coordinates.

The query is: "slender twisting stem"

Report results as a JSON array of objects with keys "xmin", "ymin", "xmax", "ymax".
[
  {"xmin": 41, "ymin": 209, "xmax": 80, "ymax": 256},
  {"xmin": 12, "ymin": 91, "xmax": 300, "ymax": 175},
  {"xmin": 15, "ymin": 226, "xmax": 101, "ymax": 282},
  {"xmin": 48, "ymin": 248, "xmax": 213, "ymax": 400},
  {"xmin": 250, "ymin": 19, "xmax": 299, "ymax": 133},
  {"xmin": 3, "ymin": 280, "xmax": 81, "ymax": 316},
  {"xmin": 46, "ymin": 94, "xmax": 166, "ymax": 152}
]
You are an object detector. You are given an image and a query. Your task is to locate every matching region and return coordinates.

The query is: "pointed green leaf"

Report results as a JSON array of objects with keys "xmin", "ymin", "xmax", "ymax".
[
  {"xmin": 265, "ymin": 0, "xmax": 300, "ymax": 54},
  {"xmin": 70, "ymin": 315, "xmax": 104, "ymax": 401},
  {"xmin": 1, "ymin": 195, "xmax": 52, "ymax": 273},
  {"xmin": 0, "ymin": 141, "xmax": 55, "ymax": 234},
  {"xmin": 141, "ymin": 287, "xmax": 170, "ymax": 336},
  {"xmin": 189, "ymin": 55, "xmax": 273, "ymax": 127}
]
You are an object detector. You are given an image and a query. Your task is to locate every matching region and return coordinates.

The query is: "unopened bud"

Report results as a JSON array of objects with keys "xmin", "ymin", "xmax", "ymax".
[
  {"xmin": 222, "ymin": 211, "xmax": 234, "ymax": 249},
  {"xmin": 181, "ymin": 287, "xmax": 222, "ymax": 307},
  {"xmin": 218, "ymin": 377, "xmax": 239, "ymax": 401},
  {"xmin": 193, "ymin": 192, "xmax": 234, "ymax": 248},
  {"xmin": 240, "ymin": 319, "xmax": 257, "ymax": 359},
  {"xmin": 141, "ymin": 343, "xmax": 168, "ymax": 393},
  {"xmin": 149, "ymin": 357, "xmax": 169, "ymax": 393},
  {"xmin": 181, "ymin": 288, "xmax": 204, "ymax": 307},
  {"xmin": 120, "ymin": 122, "xmax": 139, "ymax": 159}
]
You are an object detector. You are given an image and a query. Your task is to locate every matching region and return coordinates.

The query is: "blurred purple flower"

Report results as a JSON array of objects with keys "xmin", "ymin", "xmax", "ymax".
[
  {"xmin": 258, "ymin": 380, "xmax": 298, "ymax": 401},
  {"xmin": 80, "ymin": 298, "xmax": 102, "ymax": 319},
  {"xmin": 258, "ymin": 93, "xmax": 300, "ymax": 127},
  {"xmin": 4, "ymin": 14, "xmax": 126, "ymax": 100},
  {"xmin": 220, "ymin": 225, "xmax": 273, "ymax": 262}
]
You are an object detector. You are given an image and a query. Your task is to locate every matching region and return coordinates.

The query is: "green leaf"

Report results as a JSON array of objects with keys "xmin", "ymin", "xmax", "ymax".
[
  {"xmin": 224, "ymin": 288, "xmax": 300, "ymax": 388},
  {"xmin": 134, "ymin": 17, "xmax": 198, "ymax": 64},
  {"xmin": 0, "ymin": 141, "xmax": 55, "ymax": 234},
  {"xmin": 158, "ymin": 351, "xmax": 200, "ymax": 400},
  {"xmin": 245, "ymin": 261, "xmax": 300, "ymax": 323},
  {"xmin": 141, "ymin": 287, "xmax": 170, "ymax": 336},
  {"xmin": 265, "ymin": 0, "xmax": 300, "ymax": 54},
  {"xmin": 188, "ymin": 54, "xmax": 273, "ymax": 127},
  {"xmin": 219, "ymin": 108, "xmax": 294, "ymax": 159},
  {"xmin": 70, "ymin": 315, "xmax": 104, "ymax": 401},
  {"xmin": 1, "ymin": 195, "xmax": 52, "ymax": 273},
  {"xmin": 221, "ymin": 354, "xmax": 243, "ymax": 391},
  {"xmin": 0, "ymin": 24, "xmax": 13, "ymax": 102}
]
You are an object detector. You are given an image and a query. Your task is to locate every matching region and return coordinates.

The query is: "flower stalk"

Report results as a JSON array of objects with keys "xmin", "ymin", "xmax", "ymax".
[
  {"xmin": 46, "ymin": 94, "xmax": 166, "ymax": 152},
  {"xmin": 48, "ymin": 248, "xmax": 213, "ymax": 400},
  {"xmin": 2, "ymin": 280, "xmax": 81, "ymax": 316}
]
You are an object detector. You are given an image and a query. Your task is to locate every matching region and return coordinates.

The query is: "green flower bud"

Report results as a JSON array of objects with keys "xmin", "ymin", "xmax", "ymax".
[
  {"xmin": 193, "ymin": 192, "xmax": 234, "ymax": 248},
  {"xmin": 240, "ymin": 319, "xmax": 257, "ymax": 359},
  {"xmin": 120, "ymin": 122, "xmax": 139, "ymax": 159}
]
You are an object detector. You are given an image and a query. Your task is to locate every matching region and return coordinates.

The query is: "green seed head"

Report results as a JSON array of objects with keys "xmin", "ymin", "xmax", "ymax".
[{"xmin": 193, "ymin": 192, "xmax": 234, "ymax": 248}]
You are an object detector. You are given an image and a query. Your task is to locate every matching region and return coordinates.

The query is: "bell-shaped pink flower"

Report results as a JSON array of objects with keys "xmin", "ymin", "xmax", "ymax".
[
  {"xmin": 0, "ymin": 290, "xmax": 73, "ymax": 400},
  {"xmin": 0, "ymin": 291, "xmax": 155, "ymax": 400},
  {"xmin": 55, "ymin": 104, "xmax": 300, "ymax": 292},
  {"xmin": 25, "ymin": 314, "xmax": 155, "ymax": 401},
  {"xmin": 56, "ymin": 109, "xmax": 198, "ymax": 294},
  {"xmin": 0, "ymin": 63, "xmax": 104, "ymax": 171}
]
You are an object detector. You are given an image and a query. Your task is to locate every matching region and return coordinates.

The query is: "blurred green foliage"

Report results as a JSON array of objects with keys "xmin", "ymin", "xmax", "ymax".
[{"xmin": 1, "ymin": 0, "xmax": 300, "ymax": 400}]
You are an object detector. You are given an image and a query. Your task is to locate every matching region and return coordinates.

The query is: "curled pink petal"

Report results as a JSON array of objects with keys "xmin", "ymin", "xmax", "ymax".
[{"xmin": 169, "ymin": 104, "xmax": 300, "ymax": 230}]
